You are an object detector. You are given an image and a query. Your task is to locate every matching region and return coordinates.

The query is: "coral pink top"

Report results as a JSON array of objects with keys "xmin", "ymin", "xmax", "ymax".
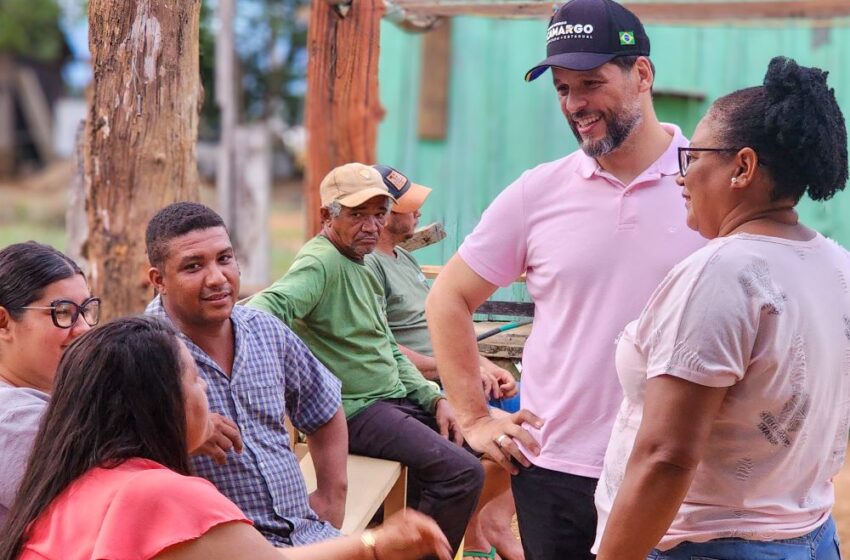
[{"xmin": 21, "ymin": 457, "xmax": 251, "ymax": 559}]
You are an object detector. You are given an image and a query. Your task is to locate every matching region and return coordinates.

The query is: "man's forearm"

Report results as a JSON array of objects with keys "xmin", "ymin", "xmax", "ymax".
[
  {"xmin": 398, "ymin": 343, "xmax": 439, "ymax": 381},
  {"xmin": 426, "ymin": 286, "xmax": 491, "ymax": 429},
  {"xmin": 306, "ymin": 408, "xmax": 349, "ymax": 513}
]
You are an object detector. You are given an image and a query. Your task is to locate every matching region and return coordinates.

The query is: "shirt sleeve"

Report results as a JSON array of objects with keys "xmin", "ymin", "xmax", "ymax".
[
  {"xmin": 247, "ymin": 255, "xmax": 327, "ymax": 326},
  {"xmin": 280, "ymin": 325, "xmax": 344, "ymax": 435},
  {"xmin": 457, "ymin": 175, "xmax": 528, "ymax": 287},
  {"xmin": 634, "ymin": 245, "xmax": 759, "ymax": 388},
  {"xmin": 93, "ymin": 470, "xmax": 251, "ymax": 559},
  {"xmin": 0, "ymin": 399, "xmax": 46, "ymax": 510}
]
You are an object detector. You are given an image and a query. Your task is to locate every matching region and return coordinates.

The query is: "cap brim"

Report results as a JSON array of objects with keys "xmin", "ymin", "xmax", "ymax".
[
  {"xmin": 524, "ymin": 52, "xmax": 618, "ymax": 81},
  {"xmin": 393, "ymin": 182, "xmax": 432, "ymax": 214},
  {"xmin": 336, "ymin": 188, "xmax": 396, "ymax": 208}
]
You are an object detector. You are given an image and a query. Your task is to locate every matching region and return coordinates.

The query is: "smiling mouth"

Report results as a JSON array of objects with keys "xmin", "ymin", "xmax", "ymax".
[
  {"xmin": 572, "ymin": 113, "xmax": 602, "ymax": 133},
  {"xmin": 202, "ymin": 292, "xmax": 231, "ymax": 302}
]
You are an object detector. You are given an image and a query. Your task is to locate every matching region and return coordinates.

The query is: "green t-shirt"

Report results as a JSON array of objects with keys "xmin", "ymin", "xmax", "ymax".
[
  {"xmin": 247, "ymin": 236, "xmax": 442, "ymax": 419},
  {"xmin": 364, "ymin": 247, "xmax": 434, "ymax": 355}
]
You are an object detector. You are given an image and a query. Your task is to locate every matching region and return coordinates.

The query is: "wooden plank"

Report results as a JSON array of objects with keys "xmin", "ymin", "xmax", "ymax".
[
  {"xmin": 474, "ymin": 321, "xmax": 531, "ymax": 359},
  {"xmin": 15, "ymin": 66, "xmax": 55, "ymax": 163},
  {"xmin": 305, "ymin": 0, "xmax": 384, "ymax": 237},
  {"xmin": 421, "ymin": 264, "xmax": 526, "ymax": 282},
  {"xmin": 398, "ymin": 222, "xmax": 447, "ymax": 251},
  {"xmin": 475, "ymin": 300, "xmax": 534, "ymax": 317},
  {"xmin": 0, "ymin": 55, "xmax": 15, "ymax": 177},
  {"xmin": 301, "ymin": 452, "xmax": 406, "ymax": 534},
  {"xmin": 389, "ymin": 0, "xmax": 850, "ymax": 21},
  {"xmin": 418, "ymin": 20, "xmax": 452, "ymax": 140}
]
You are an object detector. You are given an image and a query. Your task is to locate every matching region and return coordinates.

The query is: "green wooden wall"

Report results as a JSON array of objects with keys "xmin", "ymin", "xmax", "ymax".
[{"xmin": 377, "ymin": 18, "xmax": 850, "ymax": 304}]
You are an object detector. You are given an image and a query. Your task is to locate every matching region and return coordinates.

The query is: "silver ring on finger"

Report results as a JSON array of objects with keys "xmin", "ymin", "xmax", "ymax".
[{"xmin": 495, "ymin": 434, "xmax": 509, "ymax": 448}]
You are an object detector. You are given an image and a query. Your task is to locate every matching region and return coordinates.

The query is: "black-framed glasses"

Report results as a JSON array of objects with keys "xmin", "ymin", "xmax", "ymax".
[
  {"xmin": 20, "ymin": 297, "xmax": 101, "ymax": 329},
  {"xmin": 678, "ymin": 147, "xmax": 743, "ymax": 177}
]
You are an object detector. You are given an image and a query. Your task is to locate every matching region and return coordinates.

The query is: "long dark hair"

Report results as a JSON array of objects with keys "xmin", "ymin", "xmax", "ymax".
[
  {"xmin": 0, "ymin": 316, "xmax": 193, "ymax": 559},
  {"xmin": 0, "ymin": 242, "xmax": 83, "ymax": 320}
]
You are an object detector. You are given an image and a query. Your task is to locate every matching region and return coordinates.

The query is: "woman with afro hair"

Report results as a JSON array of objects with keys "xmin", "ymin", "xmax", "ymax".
[{"xmin": 593, "ymin": 56, "xmax": 850, "ymax": 560}]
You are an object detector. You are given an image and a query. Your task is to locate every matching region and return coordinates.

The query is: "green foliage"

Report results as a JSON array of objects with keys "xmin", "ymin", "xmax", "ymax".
[{"xmin": 0, "ymin": 0, "xmax": 63, "ymax": 60}]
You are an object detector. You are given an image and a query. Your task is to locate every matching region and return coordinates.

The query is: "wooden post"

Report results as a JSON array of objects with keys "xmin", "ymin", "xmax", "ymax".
[
  {"xmin": 216, "ymin": 0, "xmax": 237, "ymax": 239},
  {"xmin": 84, "ymin": 0, "xmax": 202, "ymax": 320},
  {"xmin": 0, "ymin": 55, "xmax": 15, "ymax": 177},
  {"xmin": 304, "ymin": 0, "xmax": 385, "ymax": 237},
  {"xmin": 232, "ymin": 124, "xmax": 271, "ymax": 288},
  {"xmin": 216, "ymin": 0, "xmax": 270, "ymax": 287}
]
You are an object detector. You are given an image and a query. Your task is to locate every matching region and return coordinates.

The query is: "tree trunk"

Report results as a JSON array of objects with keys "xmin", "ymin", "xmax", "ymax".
[
  {"xmin": 304, "ymin": 0, "xmax": 384, "ymax": 237},
  {"xmin": 84, "ymin": 0, "xmax": 202, "ymax": 320}
]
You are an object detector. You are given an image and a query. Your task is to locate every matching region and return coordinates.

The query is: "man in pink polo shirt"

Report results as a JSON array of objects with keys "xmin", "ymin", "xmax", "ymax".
[{"xmin": 426, "ymin": 1, "xmax": 705, "ymax": 559}]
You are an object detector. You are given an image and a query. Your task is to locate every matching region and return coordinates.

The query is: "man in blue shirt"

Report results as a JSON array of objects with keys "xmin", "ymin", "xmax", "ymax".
[{"xmin": 145, "ymin": 201, "xmax": 348, "ymax": 547}]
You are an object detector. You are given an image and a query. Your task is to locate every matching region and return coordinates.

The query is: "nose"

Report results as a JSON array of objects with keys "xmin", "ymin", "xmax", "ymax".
[
  {"xmin": 414, "ymin": 210, "xmax": 422, "ymax": 220},
  {"xmin": 361, "ymin": 216, "xmax": 381, "ymax": 233},
  {"xmin": 563, "ymin": 92, "xmax": 587, "ymax": 115},
  {"xmin": 205, "ymin": 264, "xmax": 228, "ymax": 287},
  {"xmin": 69, "ymin": 313, "xmax": 92, "ymax": 338},
  {"xmin": 675, "ymin": 174, "xmax": 685, "ymax": 187}
]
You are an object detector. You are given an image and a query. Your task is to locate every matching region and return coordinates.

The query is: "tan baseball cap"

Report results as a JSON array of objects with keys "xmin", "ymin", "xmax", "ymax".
[{"xmin": 320, "ymin": 163, "xmax": 397, "ymax": 208}]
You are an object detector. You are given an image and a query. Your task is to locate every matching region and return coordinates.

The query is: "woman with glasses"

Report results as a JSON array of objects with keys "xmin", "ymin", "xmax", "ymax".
[
  {"xmin": 0, "ymin": 242, "xmax": 99, "ymax": 526},
  {"xmin": 0, "ymin": 317, "xmax": 450, "ymax": 560},
  {"xmin": 593, "ymin": 56, "xmax": 849, "ymax": 559}
]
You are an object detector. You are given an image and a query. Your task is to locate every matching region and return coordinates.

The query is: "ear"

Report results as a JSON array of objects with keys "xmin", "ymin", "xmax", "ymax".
[
  {"xmin": 731, "ymin": 147, "xmax": 758, "ymax": 190},
  {"xmin": 319, "ymin": 207, "xmax": 332, "ymax": 224},
  {"xmin": 148, "ymin": 266, "xmax": 166, "ymax": 295},
  {"xmin": 635, "ymin": 56, "xmax": 654, "ymax": 93},
  {"xmin": 0, "ymin": 307, "xmax": 14, "ymax": 342}
]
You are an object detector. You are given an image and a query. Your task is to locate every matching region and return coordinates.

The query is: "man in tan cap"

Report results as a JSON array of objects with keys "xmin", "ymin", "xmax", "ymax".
[{"xmin": 248, "ymin": 163, "xmax": 485, "ymax": 556}]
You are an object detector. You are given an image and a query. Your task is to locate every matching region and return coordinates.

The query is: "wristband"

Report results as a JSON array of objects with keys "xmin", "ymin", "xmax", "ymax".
[{"xmin": 360, "ymin": 529, "xmax": 378, "ymax": 559}]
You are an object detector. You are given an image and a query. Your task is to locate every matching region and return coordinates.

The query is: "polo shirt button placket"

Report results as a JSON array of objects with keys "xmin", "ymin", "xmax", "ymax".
[{"xmin": 618, "ymin": 188, "xmax": 638, "ymax": 228}]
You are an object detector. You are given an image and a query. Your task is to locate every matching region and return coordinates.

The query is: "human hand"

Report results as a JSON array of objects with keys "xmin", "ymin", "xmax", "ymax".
[
  {"xmin": 371, "ymin": 509, "xmax": 452, "ymax": 560},
  {"xmin": 480, "ymin": 364, "xmax": 517, "ymax": 399},
  {"xmin": 309, "ymin": 488, "xmax": 346, "ymax": 529},
  {"xmin": 463, "ymin": 411, "xmax": 543, "ymax": 474},
  {"xmin": 434, "ymin": 399, "xmax": 464, "ymax": 446},
  {"xmin": 191, "ymin": 413, "xmax": 243, "ymax": 465}
]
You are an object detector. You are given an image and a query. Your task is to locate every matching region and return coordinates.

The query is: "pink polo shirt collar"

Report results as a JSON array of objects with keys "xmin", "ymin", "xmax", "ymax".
[{"xmin": 575, "ymin": 123, "xmax": 687, "ymax": 187}]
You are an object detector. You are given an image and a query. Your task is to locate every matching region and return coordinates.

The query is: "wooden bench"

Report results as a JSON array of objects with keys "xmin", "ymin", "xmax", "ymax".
[
  {"xmin": 299, "ymin": 450, "xmax": 407, "ymax": 534},
  {"xmin": 287, "ymin": 419, "xmax": 407, "ymax": 534}
]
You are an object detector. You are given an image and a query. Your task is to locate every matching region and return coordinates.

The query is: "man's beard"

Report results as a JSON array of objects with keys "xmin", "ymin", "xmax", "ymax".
[{"xmin": 570, "ymin": 100, "xmax": 642, "ymax": 158}]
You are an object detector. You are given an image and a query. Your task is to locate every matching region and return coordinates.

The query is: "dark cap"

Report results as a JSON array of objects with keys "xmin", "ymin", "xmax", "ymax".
[{"xmin": 525, "ymin": 0, "xmax": 650, "ymax": 81}]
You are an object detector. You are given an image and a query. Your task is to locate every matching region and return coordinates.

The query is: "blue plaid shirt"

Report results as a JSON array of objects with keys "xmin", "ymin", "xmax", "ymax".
[{"xmin": 146, "ymin": 296, "xmax": 343, "ymax": 546}]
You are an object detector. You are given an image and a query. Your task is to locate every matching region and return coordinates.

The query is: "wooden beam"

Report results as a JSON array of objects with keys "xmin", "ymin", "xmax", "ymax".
[
  {"xmin": 388, "ymin": 0, "xmax": 850, "ymax": 21},
  {"xmin": 418, "ymin": 20, "xmax": 452, "ymax": 140},
  {"xmin": 15, "ymin": 66, "xmax": 55, "ymax": 163},
  {"xmin": 397, "ymin": 222, "xmax": 447, "ymax": 251},
  {"xmin": 304, "ymin": 0, "xmax": 385, "ymax": 237}
]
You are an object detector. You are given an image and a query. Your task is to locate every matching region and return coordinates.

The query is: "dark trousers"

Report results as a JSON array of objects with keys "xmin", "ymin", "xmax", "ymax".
[
  {"xmin": 347, "ymin": 398, "xmax": 485, "ymax": 554},
  {"xmin": 511, "ymin": 464, "xmax": 599, "ymax": 560}
]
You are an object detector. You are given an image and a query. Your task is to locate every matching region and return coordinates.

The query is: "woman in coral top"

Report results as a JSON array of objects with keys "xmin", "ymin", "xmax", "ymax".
[{"xmin": 0, "ymin": 317, "xmax": 450, "ymax": 560}]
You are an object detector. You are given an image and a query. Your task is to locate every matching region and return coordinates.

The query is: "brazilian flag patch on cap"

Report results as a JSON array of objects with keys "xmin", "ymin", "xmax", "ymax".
[{"xmin": 619, "ymin": 31, "xmax": 635, "ymax": 45}]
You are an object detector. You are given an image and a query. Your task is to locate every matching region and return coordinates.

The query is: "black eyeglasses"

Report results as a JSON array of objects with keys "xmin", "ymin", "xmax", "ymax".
[
  {"xmin": 678, "ymin": 147, "xmax": 744, "ymax": 177},
  {"xmin": 20, "ymin": 297, "xmax": 101, "ymax": 329}
]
